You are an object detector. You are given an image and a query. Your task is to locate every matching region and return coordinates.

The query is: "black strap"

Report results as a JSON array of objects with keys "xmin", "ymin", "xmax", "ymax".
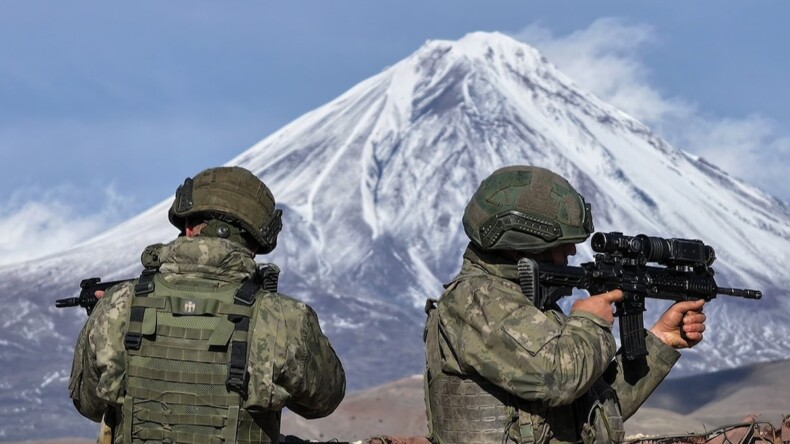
[
  {"xmin": 125, "ymin": 268, "xmax": 157, "ymax": 350},
  {"xmin": 225, "ymin": 279, "xmax": 260, "ymax": 398},
  {"xmin": 233, "ymin": 279, "xmax": 258, "ymax": 307}
]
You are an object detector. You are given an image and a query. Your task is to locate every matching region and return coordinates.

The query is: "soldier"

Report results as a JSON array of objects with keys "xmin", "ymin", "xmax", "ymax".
[
  {"xmin": 424, "ymin": 166, "xmax": 707, "ymax": 444},
  {"xmin": 69, "ymin": 166, "xmax": 345, "ymax": 444}
]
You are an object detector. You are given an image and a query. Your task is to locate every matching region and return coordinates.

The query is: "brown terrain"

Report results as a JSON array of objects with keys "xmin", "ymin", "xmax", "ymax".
[
  {"xmin": 280, "ymin": 359, "xmax": 790, "ymax": 442},
  {"xmin": 7, "ymin": 360, "xmax": 788, "ymax": 444}
]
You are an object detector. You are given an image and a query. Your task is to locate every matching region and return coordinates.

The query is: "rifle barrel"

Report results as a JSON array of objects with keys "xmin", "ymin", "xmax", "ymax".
[
  {"xmin": 55, "ymin": 297, "xmax": 79, "ymax": 308},
  {"xmin": 718, "ymin": 287, "xmax": 762, "ymax": 299}
]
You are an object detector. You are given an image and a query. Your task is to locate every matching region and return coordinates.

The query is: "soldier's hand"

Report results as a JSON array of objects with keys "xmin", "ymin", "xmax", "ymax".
[
  {"xmin": 95, "ymin": 291, "xmax": 106, "ymax": 299},
  {"xmin": 650, "ymin": 299, "xmax": 706, "ymax": 349},
  {"xmin": 570, "ymin": 289, "xmax": 623, "ymax": 325}
]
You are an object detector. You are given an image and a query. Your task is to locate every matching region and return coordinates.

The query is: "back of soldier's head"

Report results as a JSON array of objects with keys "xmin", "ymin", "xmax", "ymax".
[
  {"xmin": 168, "ymin": 166, "xmax": 283, "ymax": 254},
  {"xmin": 462, "ymin": 165, "xmax": 593, "ymax": 253}
]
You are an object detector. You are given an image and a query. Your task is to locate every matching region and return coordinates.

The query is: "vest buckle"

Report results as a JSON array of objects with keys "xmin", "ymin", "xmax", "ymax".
[
  {"xmin": 226, "ymin": 363, "xmax": 248, "ymax": 398},
  {"xmin": 124, "ymin": 332, "xmax": 142, "ymax": 350}
]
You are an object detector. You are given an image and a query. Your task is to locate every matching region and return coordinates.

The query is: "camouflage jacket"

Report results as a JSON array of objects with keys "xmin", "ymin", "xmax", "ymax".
[
  {"xmin": 69, "ymin": 236, "xmax": 345, "ymax": 423},
  {"xmin": 426, "ymin": 246, "xmax": 680, "ymax": 442}
]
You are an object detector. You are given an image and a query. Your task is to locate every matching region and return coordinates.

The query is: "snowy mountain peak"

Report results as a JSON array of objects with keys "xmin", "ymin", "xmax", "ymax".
[
  {"xmin": 421, "ymin": 31, "xmax": 547, "ymax": 73},
  {"xmin": 230, "ymin": 31, "xmax": 789, "ymax": 290},
  {"xmin": 379, "ymin": 31, "xmax": 587, "ymax": 129}
]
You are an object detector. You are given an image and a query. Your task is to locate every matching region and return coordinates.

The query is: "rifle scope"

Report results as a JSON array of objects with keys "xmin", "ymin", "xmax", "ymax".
[{"xmin": 591, "ymin": 232, "xmax": 716, "ymax": 266}]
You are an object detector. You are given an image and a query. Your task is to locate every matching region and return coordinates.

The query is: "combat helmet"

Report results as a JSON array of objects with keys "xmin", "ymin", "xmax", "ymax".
[
  {"xmin": 168, "ymin": 166, "xmax": 283, "ymax": 254},
  {"xmin": 463, "ymin": 166, "xmax": 594, "ymax": 252}
]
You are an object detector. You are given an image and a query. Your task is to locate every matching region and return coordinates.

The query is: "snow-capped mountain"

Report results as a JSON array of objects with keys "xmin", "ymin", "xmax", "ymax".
[{"xmin": 1, "ymin": 32, "xmax": 788, "ymax": 440}]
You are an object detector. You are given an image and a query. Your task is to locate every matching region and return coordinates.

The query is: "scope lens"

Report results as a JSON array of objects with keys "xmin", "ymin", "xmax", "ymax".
[
  {"xmin": 591, "ymin": 232, "xmax": 628, "ymax": 253},
  {"xmin": 591, "ymin": 232, "xmax": 606, "ymax": 251}
]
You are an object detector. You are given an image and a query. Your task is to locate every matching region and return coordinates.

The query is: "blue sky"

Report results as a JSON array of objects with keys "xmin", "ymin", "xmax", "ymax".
[{"xmin": 1, "ymin": 1, "xmax": 788, "ymax": 264}]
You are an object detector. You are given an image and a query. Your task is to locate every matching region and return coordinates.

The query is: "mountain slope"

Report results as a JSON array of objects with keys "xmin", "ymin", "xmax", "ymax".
[{"xmin": 1, "ymin": 31, "xmax": 788, "ymax": 440}]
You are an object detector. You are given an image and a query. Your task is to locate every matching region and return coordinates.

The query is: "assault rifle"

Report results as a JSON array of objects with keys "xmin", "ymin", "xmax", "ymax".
[
  {"xmin": 55, "ymin": 263, "xmax": 281, "ymax": 316},
  {"xmin": 518, "ymin": 232, "xmax": 762, "ymax": 361},
  {"xmin": 55, "ymin": 277, "xmax": 131, "ymax": 315}
]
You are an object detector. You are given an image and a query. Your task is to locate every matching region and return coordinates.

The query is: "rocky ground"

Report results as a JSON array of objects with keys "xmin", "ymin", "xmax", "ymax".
[{"xmin": 8, "ymin": 360, "xmax": 788, "ymax": 444}]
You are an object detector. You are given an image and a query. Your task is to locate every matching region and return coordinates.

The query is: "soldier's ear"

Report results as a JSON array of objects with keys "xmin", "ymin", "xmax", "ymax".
[{"xmin": 185, "ymin": 221, "xmax": 207, "ymax": 237}]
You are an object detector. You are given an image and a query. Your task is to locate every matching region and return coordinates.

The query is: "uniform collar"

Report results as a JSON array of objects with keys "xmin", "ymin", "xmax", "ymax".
[
  {"xmin": 152, "ymin": 236, "xmax": 258, "ymax": 282},
  {"xmin": 461, "ymin": 243, "xmax": 520, "ymax": 282}
]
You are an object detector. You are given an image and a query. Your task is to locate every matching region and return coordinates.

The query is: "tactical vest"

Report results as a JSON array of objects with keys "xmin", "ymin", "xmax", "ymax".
[
  {"xmin": 424, "ymin": 300, "xmax": 549, "ymax": 444},
  {"xmin": 115, "ymin": 265, "xmax": 280, "ymax": 444}
]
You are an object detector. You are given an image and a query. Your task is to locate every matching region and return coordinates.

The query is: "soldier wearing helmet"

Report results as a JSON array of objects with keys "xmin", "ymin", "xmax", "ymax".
[
  {"xmin": 69, "ymin": 166, "xmax": 345, "ymax": 444},
  {"xmin": 424, "ymin": 166, "xmax": 707, "ymax": 444}
]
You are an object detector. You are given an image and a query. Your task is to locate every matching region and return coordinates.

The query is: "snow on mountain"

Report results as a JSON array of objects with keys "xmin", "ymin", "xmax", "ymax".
[{"xmin": 1, "ymin": 31, "xmax": 788, "ymax": 440}]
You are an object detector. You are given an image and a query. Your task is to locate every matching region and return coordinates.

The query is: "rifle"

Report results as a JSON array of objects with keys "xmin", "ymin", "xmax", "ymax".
[
  {"xmin": 54, "ymin": 263, "xmax": 281, "ymax": 316},
  {"xmin": 55, "ymin": 277, "xmax": 131, "ymax": 315},
  {"xmin": 518, "ymin": 231, "xmax": 762, "ymax": 361}
]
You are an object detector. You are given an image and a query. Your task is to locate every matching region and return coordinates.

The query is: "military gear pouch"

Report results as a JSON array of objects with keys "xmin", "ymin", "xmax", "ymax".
[
  {"xmin": 581, "ymin": 380, "xmax": 625, "ymax": 444},
  {"xmin": 208, "ymin": 318, "xmax": 236, "ymax": 347}
]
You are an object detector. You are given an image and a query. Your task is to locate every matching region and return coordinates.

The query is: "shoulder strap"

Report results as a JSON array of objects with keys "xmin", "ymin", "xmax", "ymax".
[
  {"xmin": 224, "ymin": 262, "xmax": 279, "ymax": 396},
  {"xmin": 124, "ymin": 268, "xmax": 157, "ymax": 350},
  {"xmin": 225, "ymin": 278, "xmax": 261, "ymax": 398}
]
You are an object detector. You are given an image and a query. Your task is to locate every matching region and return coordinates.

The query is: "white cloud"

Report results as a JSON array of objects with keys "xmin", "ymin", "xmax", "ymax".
[
  {"xmin": 0, "ymin": 113, "xmax": 273, "ymax": 267},
  {"xmin": 683, "ymin": 116, "xmax": 790, "ymax": 197},
  {"xmin": 513, "ymin": 18, "xmax": 790, "ymax": 202},
  {"xmin": 0, "ymin": 185, "xmax": 130, "ymax": 266}
]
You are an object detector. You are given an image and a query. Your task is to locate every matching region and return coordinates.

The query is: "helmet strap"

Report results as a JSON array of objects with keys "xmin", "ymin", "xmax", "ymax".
[{"xmin": 196, "ymin": 218, "xmax": 257, "ymax": 253}]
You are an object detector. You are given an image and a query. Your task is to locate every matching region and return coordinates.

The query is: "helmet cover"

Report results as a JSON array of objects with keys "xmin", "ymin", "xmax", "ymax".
[{"xmin": 462, "ymin": 166, "xmax": 593, "ymax": 252}]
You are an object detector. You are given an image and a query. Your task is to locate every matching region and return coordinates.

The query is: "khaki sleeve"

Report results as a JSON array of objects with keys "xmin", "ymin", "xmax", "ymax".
[
  {"xmin": 282, "ymin": 305, "xmax": 346, "ymax": 419},
  {"xmin": 252, "ymin": 295, "xmax": 345, "ymax": 418},
  {"xmin": 69, "ymin": 315, "xmax": 104, "ymax": 422},
  {"xmin": 68, "ymin": 282, "xmax": 132, "ymax": 421},
  {"xmin": 601, "ymin": 330, "xmax": 680, "ymax": 420},
  {"xmin": 439, "ymin": 278, "xmax": 617, "ymax": 407}
]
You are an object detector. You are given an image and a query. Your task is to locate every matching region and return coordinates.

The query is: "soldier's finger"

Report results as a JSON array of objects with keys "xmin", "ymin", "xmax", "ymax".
[
  {"xmin": 683, "ymin": 323, "xmax": 706, "ymax": 333},
  {"xmin": 602, "ymin": 289, "xmax": 624, "ymax": 303},
  {"xmin": 684, "ymin": 313, "xmax": 706, "ymax": 325},
  {"xmin": 684, "ymin": 332, "xmax": 703, "ymax": 344},
  {"xmin": 673, "ymin": 299, "xmax": 705, "ymax": 313}
]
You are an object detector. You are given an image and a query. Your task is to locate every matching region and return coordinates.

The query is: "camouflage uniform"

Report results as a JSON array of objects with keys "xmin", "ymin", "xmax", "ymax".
[
  {"xmin": 69, "ymin": 237, "xmax": 345, "ymax": 443},
  {"xmin": 425, "ymin": 246, "xmax": 679, "ymax": 443},
  {"xmin": 424, "ymin": 166, "xmax": 680, "ymax": 444}
]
